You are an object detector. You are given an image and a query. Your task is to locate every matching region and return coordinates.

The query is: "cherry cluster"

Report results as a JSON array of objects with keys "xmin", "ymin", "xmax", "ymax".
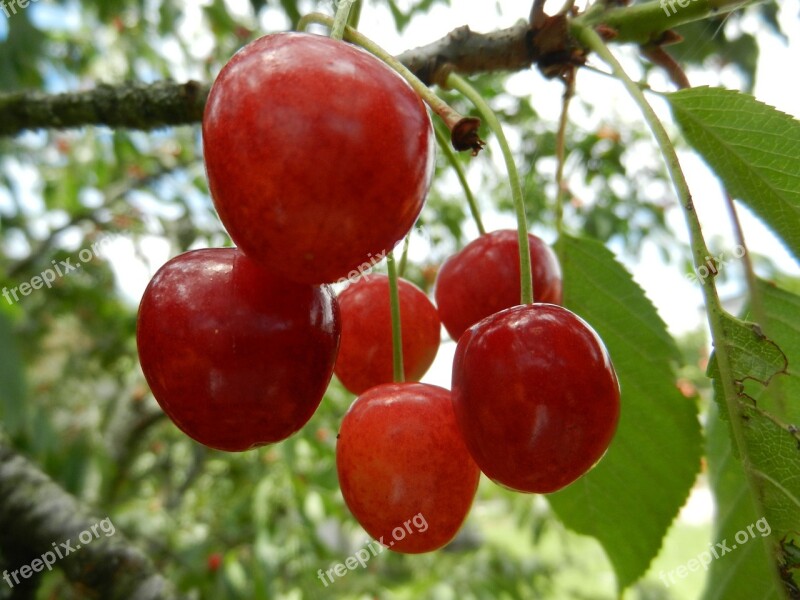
[{"xmin": 136, "ymin": 32, "xmax": 620, "ymax": 556}]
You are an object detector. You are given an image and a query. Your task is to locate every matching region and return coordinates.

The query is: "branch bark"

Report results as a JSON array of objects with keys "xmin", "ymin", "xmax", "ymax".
[
  {"xmin": 0, "ymin": 439, "xmax": 181, "ymax": 599},
  {"xmin": 395, "ymin": 21, "xmax": 534, "ymax": 85},
  {"xmin": 0, "ymin": 81, "xmax": 208, "ymax": 137},
  {"xmin": 0, "ymin": 0, "xmax": 764, "ymax": 137}
]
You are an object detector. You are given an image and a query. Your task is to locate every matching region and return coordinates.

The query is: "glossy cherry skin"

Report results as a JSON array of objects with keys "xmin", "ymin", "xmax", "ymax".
[
  {"xmin": 434, "ymin": 230, "xmax": 562, "ymax": 341},
  {"xmin": 202, "ymin": 32, "xmax": 434, "ymax": 285},
  {"xmin": 136, "ymin": 248, "xmax": 340, "ymax": 451},
  {"xmin": 336, "ymin": 383, "xmax": 480, "ymax": 553},
  {"xmin": 451, "ymin": 303, "xmax": 620, "ymax": 493},
  {"xmin": 334, "ymin": 274, "xmax": 440, "ymax": 395}
]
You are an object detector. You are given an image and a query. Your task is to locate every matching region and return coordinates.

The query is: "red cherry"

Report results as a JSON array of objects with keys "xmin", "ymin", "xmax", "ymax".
[
  {"xmin": 334, "ymin": 274, "xmax": 440, "ymax": 395},
  {"xmin": 451, "ymin": 303, "xmax": 620, "ymax": 493},
  {"xmin": 207, "ymin": 552, "xmax": 222, "ymax": 572},
  {"xmin": 434, "ymin": 230, "xmax": 562, "ymax": 340},
  {"xmin": 336, "ymin": 383, "xmax": 480, "ymax": 553},
  {"xmin": 202, "ymin": 32, "xmax": 434, "ymax": 284},
  {"xmin": 136, "ymin": 248, "xmax": 340, "ymax": 451}
]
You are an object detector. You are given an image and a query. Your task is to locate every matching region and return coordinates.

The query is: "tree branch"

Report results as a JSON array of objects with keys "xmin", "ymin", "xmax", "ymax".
[
  {"xmin": 0, "ymin": 0, "xmax": 764, "ymax": 137},
  {"xmin": 0, "ymin": 439, "xmax": 181, "ymax": 599},
  {"xmin": 0, "ymin": 81, "xmax": 208, "ymax": 137},
  {"xmin": 395, "ymin": 21, "xmax": 534, "ymax": 85},
  {"xmin": 574, "ymin": 0, "xmax": 764, "ymax": 45}
]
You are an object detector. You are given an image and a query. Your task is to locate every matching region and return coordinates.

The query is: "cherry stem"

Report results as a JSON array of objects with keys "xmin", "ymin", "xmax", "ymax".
[
  {"xmin": 434, "ymin": 123, "xmax": 486, "ymax": 235},
  {"xmin": 554, "ymin": 68, "xmax": 576, "ymax": 240},
  {"xmin": 330, "ymin": 0, "xmax": 355, "ymax": 41},
  {"xmin": 296, "ymin": 13, "xmax": 483, "ymax": 152},
  {"xmin": 386, "ymin": 250, "xmax": 405, "ymax": 382},
  {"xmin": 445, "ymin": 72, "xmax": 534, "ymax": 305},
  {"xmin": 398, "ymin": 233, "xmax": 411, "ymax": 278}
]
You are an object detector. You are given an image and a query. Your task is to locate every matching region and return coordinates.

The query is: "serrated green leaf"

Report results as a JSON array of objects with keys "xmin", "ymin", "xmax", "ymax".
[
  {"xmin": 667, "ymin": 87, "xmax": 800, "ymax": 261},
  {"xmin": 703, "ymin": 402, "xmax": 785, "ymax": 600},
  {"xmin": 548, "ymin": 235, "xmax": 703, "ymax": 592},
  {"xmin": 705, "ymin": 280, "xmax": 800, "ymax": 599}
]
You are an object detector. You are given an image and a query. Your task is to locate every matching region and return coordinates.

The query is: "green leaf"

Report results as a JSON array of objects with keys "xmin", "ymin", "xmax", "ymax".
[
  {"xmin": 667, "ymin": 87, "xmax": 800, "ymax": 261},
  {"xmin": 548, "ymin": 235, "xmax": 703, "ymax": 591},
  {"xmin": 702, "ymin": 402, "xmax": 786, "ymax": 600},
  {"xmin": 704, "ymin": 280, "xmax": 800, "ymax": 599}
]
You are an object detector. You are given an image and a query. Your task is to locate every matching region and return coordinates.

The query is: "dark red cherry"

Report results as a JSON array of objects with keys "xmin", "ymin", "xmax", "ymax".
[
  {"xmin": 136, "ymin": 247, "xmax": 340, "ymax": 451},
  {"xmin": 451, "ymin": 303, "xmax": 620, "ymax": 493},
  {"xmin": 203, "ymin": 32, "xmax": 434, "ymax": 284},
  {"xmin": 434, "ymin": 230, "xmax": 562, "ymax": 340},
  {"xmin": 334, "ymin": 274, "xmax": 440, "ymax": 394},
  {"xmin": 336, "ymin": 383, "xmax": 480, "ymax": 553}
]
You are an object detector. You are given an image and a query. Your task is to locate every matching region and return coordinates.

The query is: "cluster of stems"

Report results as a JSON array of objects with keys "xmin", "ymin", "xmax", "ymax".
[{"xmin": 307, "ymin": 3, "xmax": 534, "ymax": 382}]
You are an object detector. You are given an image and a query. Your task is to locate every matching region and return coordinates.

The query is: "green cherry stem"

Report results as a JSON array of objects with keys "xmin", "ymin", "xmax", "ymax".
[
  {"xmin": 296, "ymin": 13, "xmax": 483, "ymax": 153},
  {"xmin": 330, "ymin": 0, "xmax": 355, "ymax": 41},
  {"xmin": 554, "ymin": 69, "xmax": 575, "ymax": 240},
  {"xmin": 398, "ymin": 232, "xmax": 411, "ymax": 278},
  {"xmin": 445, "ymin": 72, "xmax": 534, "ymax": 305},
  {"xmin": 434, "ymin": 123, "xmax": 486, "ymax": 235},
  {"xmin": 571, "ymin": 26, "xmax": 783, "ymax": 581},
  {"xmin": 345, "ymin": 0, "xmax": 362, "ymax": 31},
  {"xmin": 386, "ymin": 250, "xmax": 405, "ymax": 382}
]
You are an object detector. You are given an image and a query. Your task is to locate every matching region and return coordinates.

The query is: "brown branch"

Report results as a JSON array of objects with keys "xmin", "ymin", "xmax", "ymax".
[
  {"xmin": 0, "ymin": 439, "xmax": 181, "ymax": 599},
  {"xmin": 396, "ymin": 21, "xmax": 534, "ymax": 85},
  {"xmin": 0, "ymin": 0, "xmax": 764, "ymax": 137},
  {"xmin": 0, "ymin": 80, "xmax": 208, "ymax": 137},
  {"xmin": 640, "ymin": 44, "xmax": 690, "ymax": 89},
  {"xmin": 0, "ymin": 23, "xmax": 537, "ymax": 137}
]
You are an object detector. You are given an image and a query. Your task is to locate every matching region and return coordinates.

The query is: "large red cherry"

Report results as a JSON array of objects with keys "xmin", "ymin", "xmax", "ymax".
[
  {"xmin": 136, "ymin": 247, "xmax": 340, "ymax": 451},
  {"xmin": 451, "ymin": 303, "xmax": 620, "ymax": 493},
  {"xmin": 434, "ymin": 230, "xmax": 562, "ymax": 341},
  {"xmin": 202, "ymin": 32, "xmax": 434, "ymax": 284},
  {"xmin": 334, "ymin": 274, "xmax": 440, "ymax": 395},
  {"xmin": 336, "ymin": 383, "xmax": 480, "ymax": 553}
]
